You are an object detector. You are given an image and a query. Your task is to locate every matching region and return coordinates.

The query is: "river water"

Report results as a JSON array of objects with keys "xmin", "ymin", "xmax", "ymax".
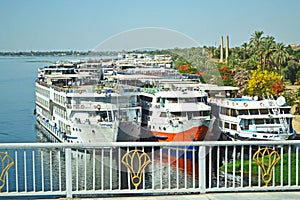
[{"xmin": 0, "ymin": 56, "xmax": 38, "ymax": 143}]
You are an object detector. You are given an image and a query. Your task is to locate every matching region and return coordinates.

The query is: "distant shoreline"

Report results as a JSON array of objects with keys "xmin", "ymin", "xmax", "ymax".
[{"xmin": 0, "ymin": 51, "xmax": 118, "ymax": 57}]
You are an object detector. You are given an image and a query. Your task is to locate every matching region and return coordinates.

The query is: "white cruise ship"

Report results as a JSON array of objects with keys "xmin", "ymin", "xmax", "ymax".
[
  {"xmin": 35, "ymin": 61, "xmax": 142, "ymax": 144},
  {"xmin": 138, "ymin": 80, "xmax": 211, "ymax": 142},
  {"xmin": 210, "ymin": 95, "xmax": 296, "ymax": 141}
]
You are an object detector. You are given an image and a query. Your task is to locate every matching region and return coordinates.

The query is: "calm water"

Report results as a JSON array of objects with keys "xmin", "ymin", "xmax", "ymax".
[{"xmin": 0, "ymin": 56, "xmax": 85, "ymax": 143}]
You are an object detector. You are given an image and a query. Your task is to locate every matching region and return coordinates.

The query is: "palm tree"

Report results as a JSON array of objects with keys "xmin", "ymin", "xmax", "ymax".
[
  {"xmin": 207, "ymin": 46, "xmax": 216, "ymax": 58},
  {"xmin": 272, "ymin": 42, "xmax": 289, "ymax": 75},
  {"xmin": 261, "ymin": 36, "xmax": 276, "ymax": 70},
  {"xmin": 250, "ymin": 31, "xmax": 264, "ymax": 48},
  {"xmin": 241, "ymin": 42, "xmax": 248, "ymax": 60},
  {"xmin": 249, "ymin": 31, "xmax": 264, "ymax": 66}
]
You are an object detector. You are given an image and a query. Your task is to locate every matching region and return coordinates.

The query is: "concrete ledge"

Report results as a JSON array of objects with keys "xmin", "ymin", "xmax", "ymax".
[{"xmin": 64, "ymin": 191, "xmax": 300, "ymax": 200}]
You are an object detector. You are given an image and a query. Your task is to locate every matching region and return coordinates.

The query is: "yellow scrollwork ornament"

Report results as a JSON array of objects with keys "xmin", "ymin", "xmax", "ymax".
[
  {"xmin": 0, "ymin": 152, "xmax": 15, "ymax": 192},
  {"xmin": 253, "ymin": 147, "xmax": 280, "ymax": 186},
  {"xmin": 122, "ymin": 149, "xmax": 151, "ymax": 190}
]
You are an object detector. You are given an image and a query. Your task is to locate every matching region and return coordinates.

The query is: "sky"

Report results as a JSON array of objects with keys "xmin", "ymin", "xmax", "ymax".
[{"xmin": 0, "ymin": 0, "xmax": 300, "ymax": 51}]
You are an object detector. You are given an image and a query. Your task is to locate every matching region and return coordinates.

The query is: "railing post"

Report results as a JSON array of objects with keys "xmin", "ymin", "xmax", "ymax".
[
  {"xmin": 199, "ymin": 146, "xmax": 206, "ymax": 193},
  {"xmin": 65, "ymin": 147, "xmax": 72, "ymax": 198}
]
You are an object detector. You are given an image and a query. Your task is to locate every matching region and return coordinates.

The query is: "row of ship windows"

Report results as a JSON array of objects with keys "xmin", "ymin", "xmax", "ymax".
[
  {"xmin": 140, "ymin": 97, "xmax": 207, "ymax": 104},
  {"xmin": 36, "ymin": 87, "xmax": 50, "ymax": 98},
  {"xmin": 220, "ymin": 107, "xmax": 290, "ymax": 117},
  {"xmin": 54, "ymin": 93, "xmax": 66, "ymax": 105},
  {"xmin": 36, "ymin": 96, "xmax": 49, "ymax": 108},
  {"xmin": 54, "ymin": 107, "xmax": 67, "ymax": 120},
  {"xmin": 159, "ymin": 111, "xmax": 210, "ymax": 117},
  {"xmin": 221, "ymin": 118, "xmax": 292, "ymax": 131},
  {"xmin": 220, "ymin": 121, "xmax": 238, "ymax": 130},
  {"xmin": 240, "ymin": 118, "xmax": 291, "ymax": 125},
  {"xmin": 58, "ymin": 121, "xmax": 68, "ymax": 132}
]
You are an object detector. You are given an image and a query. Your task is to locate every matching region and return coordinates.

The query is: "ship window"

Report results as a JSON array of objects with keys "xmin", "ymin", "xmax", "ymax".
[
  {"xmin": 225, "ymin": 122, "xmax": 230, "ymax": 129},
  {"xmin": 202, "ymin": 111, "xmax": 210, "ymax": 116},
  {"xmin": 179, "ymin": 98, "xmax": 195, "ymax": 103},
  {"xmin": 220, "ymin": 107, "xmax": 226, "ymax": 115},
  {"xmin": 167, "ymin": 98, "xmax": 178, "ymax": 103},
  {"xmin": 237, "ymin": 110, "xmax": 248, "ymax": 115},
  {"xmin": 280, "ymin": 108, "xmax": 290, "ymax": 114},
  {"xmin": 171, "ymin": 112, "xmax": 181, "ymax": 117},
  {"xmin": 192, "ymin": 111, "xmax": 200, "ymax": 117},
  {"xmin": 249, "ymin": 109, "xmax": 259, "ymax": 115},
  {"xmin": 231, "ymin": 124, "xmax": 237, "ymax": 130},
  {"xmin": 226, "ymin": 108, "xmax": 230, "ymax": 116},
  {"xmin": 231, "ymin": 109, "xmax": 237, "ymax": 117},
  {"xmin": 266, "ymin": 118, "xmax": 272, "ymax": 124},
  {"xmin": 260, "ymin": 109, "xmax": 269, "ymax": 114},
  {"xmin": 254, "ymin": 119, "xmax": 264, "ymax": 124},
  {"xmin": 139, "ymin": 95, "xmax": 153, "ymax": 102},
  {"xmin": 197, "ymin": 97, "xmax": 207, "ymax": 103}
]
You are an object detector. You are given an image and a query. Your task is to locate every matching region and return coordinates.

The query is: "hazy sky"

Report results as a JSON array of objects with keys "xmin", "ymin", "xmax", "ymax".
[{"xmin": 1, "ymin": 0, "xmax": 299, "ymax": 51}]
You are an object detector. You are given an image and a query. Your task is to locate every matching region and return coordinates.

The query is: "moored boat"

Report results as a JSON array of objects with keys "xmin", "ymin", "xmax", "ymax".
[
  {"xmin": 210, "ymin": 96, "xmax": 296, "ymax": 141},
  {"xmin": 139, "ymin": 83, "xmax": 211, "ymax": 142},
  {"xmin": 35, "ymin": 60, "xmax": 142, "ymax": 144}
]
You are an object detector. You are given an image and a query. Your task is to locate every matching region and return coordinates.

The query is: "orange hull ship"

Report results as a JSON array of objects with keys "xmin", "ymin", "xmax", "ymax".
[
  {"xmin": 152, "ymin": 124, "xmax": 209, "ymax": 142},
  {"xmin": 139, "ymin": 86, "xmax": 211, "ymax": 142}
]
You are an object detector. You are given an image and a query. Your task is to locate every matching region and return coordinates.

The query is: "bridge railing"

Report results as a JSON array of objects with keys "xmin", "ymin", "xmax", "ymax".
[{"xmin": 0, "ymin": 141, "xmax": 299, "ymax": 198}]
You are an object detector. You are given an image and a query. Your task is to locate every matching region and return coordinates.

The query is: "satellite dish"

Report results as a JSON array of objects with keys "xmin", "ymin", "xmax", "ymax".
[{"xmin": 276, "ymin": 96, "xmax": 286, "ymax": 106}]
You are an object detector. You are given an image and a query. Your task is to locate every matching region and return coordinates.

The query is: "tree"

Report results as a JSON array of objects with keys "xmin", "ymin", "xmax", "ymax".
[
  {"xmin": 272, "ymin": 42, "xmax": 288, "ymax": 75},
  {"xmin": 206, "ymin": 46, "xmax": 216, "ymax": 58},
  {"xmin": 241, "ymin": 42, "xmax": 249, "ymax": 60},
  {"xmin": 248, "ymin": 66, "xmax": 283, "ymax": 96},
  {"xmin": 249, "ymin": 31, "xmax": 264, "ymax": 66},
  {"xmin": 261, "ymin": 36, "xmax": 276, "ymax": 70},
  {"xmin": 218, "ymin": 65, "xmax": 233, "ymax": 86},
  {"xmin": 283, "ymin": 60, "xmax": 300, "ymax": 84}
]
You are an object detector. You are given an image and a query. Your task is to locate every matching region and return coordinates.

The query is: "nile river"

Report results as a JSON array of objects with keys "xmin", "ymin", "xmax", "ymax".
[{"xmin": 0, "ymin": 56, "xmax": 86, "ymax": 143}]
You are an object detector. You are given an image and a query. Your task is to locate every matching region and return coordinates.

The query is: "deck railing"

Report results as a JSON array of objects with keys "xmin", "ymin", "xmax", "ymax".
[{"xmin": 0, "ymin": 141, "xmax": 299, "ymax": 198}]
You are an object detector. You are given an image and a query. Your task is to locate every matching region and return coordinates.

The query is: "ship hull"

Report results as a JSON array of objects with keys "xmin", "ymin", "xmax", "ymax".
[
  {"xmin": 36, "ymin": 115, "xmax": 119, "ymax": 144},
  {"xmin": 222, "ymin": 130, "xmax": 296, "ymax": 141},
  {"xmin": 117, "ymin": 121, "xmax": 141, "ymax": 142},
  {"xmin": 152, "ymin": 120, "xmax": 210, "ymax": 176},
  {"xmin": 151, "ymin": 120, "xmax": 210, "ymax": 142}
]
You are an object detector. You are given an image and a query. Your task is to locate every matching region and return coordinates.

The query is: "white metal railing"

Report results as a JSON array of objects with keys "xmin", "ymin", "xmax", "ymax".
[{"xmin": 0, "ymin": 141, "xmax": 299, "ymax": 198}]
